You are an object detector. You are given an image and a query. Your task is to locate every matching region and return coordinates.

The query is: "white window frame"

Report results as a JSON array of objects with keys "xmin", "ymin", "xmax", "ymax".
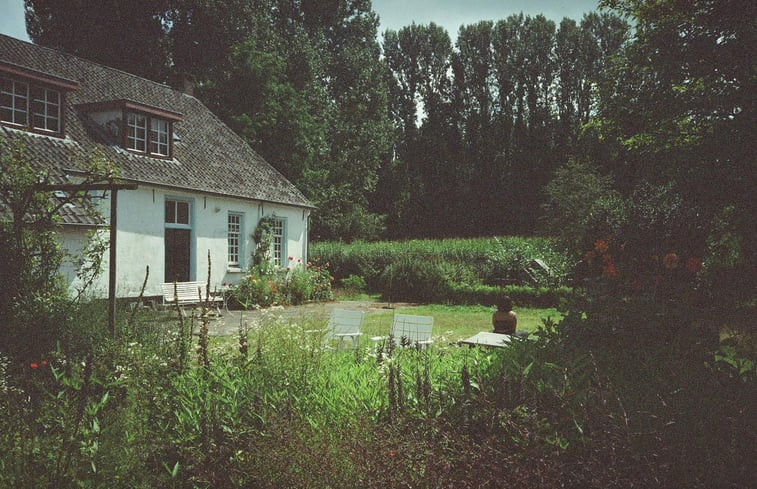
[
  {"xmin": 269, "ymin": 217, "xmax": 286, "ymax": 267},
  {"xmin": 127, "ymin": 112, "xmax": 147, "ymax": 152},
  {"xmin": 1, "ymin": 77, "xmax": 29, "ymax": 126},
  {"xmin": 228, "ymin": 212, "xmax": 243, "ymax": 268},
  {"xmin": 150, "ymin": 118, "xmax": 169, "ymax": 156},
  {"xmin": 31, "ymin": 86, "xmax": 61, "ymax": 133}
]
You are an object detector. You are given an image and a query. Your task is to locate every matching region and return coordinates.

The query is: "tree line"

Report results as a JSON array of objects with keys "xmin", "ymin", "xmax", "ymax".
[
  {"xmin": 23, "ymin": 0, "xmax": 627, "ymax": 241},
  {"xmin": 23, "ymin": 0, "xmax": 754, "ymax": 284}
]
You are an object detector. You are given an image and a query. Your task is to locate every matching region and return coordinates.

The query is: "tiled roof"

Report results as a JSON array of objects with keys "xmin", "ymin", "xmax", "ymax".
[{"xmin": 0, "ymin": 34, "xmax": 313, "ymax": 219}]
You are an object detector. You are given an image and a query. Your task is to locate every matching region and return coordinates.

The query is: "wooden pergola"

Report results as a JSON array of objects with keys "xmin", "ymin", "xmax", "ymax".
[{"xmin": 38, "ymin": 182, "xmax": 138, "ymax": 335}]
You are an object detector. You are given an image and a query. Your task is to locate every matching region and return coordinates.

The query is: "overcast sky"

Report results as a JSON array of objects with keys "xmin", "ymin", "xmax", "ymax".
[{"xmin": 0, "ymin": 0, "xmax": 601, "ymax": 44}]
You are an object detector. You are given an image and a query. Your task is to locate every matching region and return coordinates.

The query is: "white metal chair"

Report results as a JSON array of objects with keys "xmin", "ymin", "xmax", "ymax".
[
  {"xmin": 323, "ymin": 309, "xmax": 365, "ymax": 350},
  {"xmin": 377, "ymin": 313, "xmax": 434, "ymax": 349}
]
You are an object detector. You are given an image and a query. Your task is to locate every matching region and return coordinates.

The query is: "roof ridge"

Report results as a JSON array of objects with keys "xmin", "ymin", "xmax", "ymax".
[{"xmin": 0, "ymin": 32, "xmax": 191, "ymax": 100}]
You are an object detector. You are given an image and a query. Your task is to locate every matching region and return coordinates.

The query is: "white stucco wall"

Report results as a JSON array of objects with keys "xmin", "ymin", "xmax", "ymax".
[{"xmin": 61, "ymin": 185, "xmax": 310, "ymax": 299}]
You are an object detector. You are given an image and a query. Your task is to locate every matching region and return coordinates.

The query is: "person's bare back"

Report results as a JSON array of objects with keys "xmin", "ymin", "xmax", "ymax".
[{"xmin": 492, "ymin": 310, "xmax": 517, "ymax": 334}]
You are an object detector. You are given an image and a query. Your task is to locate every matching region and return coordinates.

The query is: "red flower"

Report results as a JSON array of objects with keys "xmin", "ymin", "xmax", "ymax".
[
  {"xmin": 603, "ymin": 264, "xmax": 619, "ymax": 280},
  {"xmin": 663, "ymin": 253, "xmax": 679, "ymax": 270},
  {"xmin": 685, "ymin": 257, "xmax": 702, "ymax": 273},
  {"xmin": 584, "ymin": 251, "xmax": 596, "ymax": 264},
  {"xmin": 594, "ymin": 239, "xmax": 609, "ymax": 254},
  {"xmin": 30, "ymin": 362, "xmax": 38, "ymax": 369},
  {"xmin": 41, "ymin": 360, "xmax": 48, "ymax": 366}
]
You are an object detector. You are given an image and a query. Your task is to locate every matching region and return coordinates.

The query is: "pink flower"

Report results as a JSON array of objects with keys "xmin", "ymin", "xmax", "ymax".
[{"xmin": 288, "ymin": 256, "xmax": 293, "ymax": 261}]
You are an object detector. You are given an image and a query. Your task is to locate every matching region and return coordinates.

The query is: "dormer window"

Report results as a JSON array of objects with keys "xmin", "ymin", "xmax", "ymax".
[
  {"xmin": 125, "ymin": 111, "xmax": 172, "ymax": 157},
  {"xmin": 1, "ymin": 77, "xmax": 63, "ymax": 135},
  {"xmin": 0, "ymin": 62, "xmax": 77, "ymax": 137},
  {"xmin": 77, "ymin": 99, "xmax": 181, "ymax": 159}
]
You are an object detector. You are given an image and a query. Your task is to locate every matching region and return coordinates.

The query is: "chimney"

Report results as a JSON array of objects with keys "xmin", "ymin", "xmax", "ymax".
[{"xmin": 173, "ymin": 72, "xmax": 194, "ymax": 97}]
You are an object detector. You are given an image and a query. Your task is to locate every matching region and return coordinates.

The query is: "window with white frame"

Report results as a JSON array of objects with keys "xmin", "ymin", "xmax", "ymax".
[
  {"xmin": 150, "ymin": 118, "xmax": 169, "ymax": 155},
  {"xmin": 1, "ymin": 77, "xmax": 28, "ymax": 126},
  {"xmin": 126, "ymin": 111, "xmax": 172, "ymax": 157},
  {"xmin": 0, "ymin": 71, "xmax": 68, "ymax": 136},
  {"xmin": 127, "ymin": 112, "xmax": 147, "ymax": 152},
  {"xmin": 31, "ymin": 86, "xmax": 61, "ymax": 133},
  {"xmin": 269, "ymin": 218, "xmax": 285, "ymax": 266},
  {"xmin": 228, "ymin": 213, "xmax": 242, "ymax": 267}
]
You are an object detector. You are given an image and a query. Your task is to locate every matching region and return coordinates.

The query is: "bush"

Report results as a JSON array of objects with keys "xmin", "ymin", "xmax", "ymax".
[
  {"xmin": 340, "ymin": 274, "xmax": 367, "ymax": 294},
  {"xmin": 311, "ymin": 237, "xmax": 571, "ymax": 299},
  {"xmin": 229, "ymin": 258, "xmax": 333, "ymax": 309}
]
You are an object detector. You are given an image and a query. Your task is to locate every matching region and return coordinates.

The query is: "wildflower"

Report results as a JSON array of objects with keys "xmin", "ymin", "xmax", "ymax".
[
  {"xmin": 663, "ymin": 253, "xmax": 679, "ymax": 269},
  {"xmin": 685, "ymin": 257, "xmax": 702, "ymax": 273},
  {"xmin": 30, "ymin": 362, "xmax": 38, "ymax": 369},
  {"xmin": 594, "ymin": 239, "xmax": 609, "ymax": 254},
  {"xmin": 288, "ymin": 256, "xmax": 293, "ymax": 261},
  {"xmin": 41, "ymin": 360, "xmax": 48, "ymax": 366},
  {"xmin": 583, "ymin": 250, "xmax": 596, "ymax": 264},
  {"xmin": 388, "ymin": 449, "xmax": 397, "ymax": 458}
]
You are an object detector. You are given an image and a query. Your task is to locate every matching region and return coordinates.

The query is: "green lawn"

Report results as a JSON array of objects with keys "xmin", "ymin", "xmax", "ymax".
[{"xmin": 359, "ymin": 303, "xmax": 562, "ymax": 343}]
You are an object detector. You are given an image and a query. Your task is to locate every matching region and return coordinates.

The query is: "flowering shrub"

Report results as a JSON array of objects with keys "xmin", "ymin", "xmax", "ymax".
[{"xmin": 229, "ymin": 257, "xmax": 332, "ymax": 309}]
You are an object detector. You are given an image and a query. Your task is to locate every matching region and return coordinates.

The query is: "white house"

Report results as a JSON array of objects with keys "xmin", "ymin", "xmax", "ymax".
[{"xmin": 0, "ymin": 34, "xmax": 313, "ymax": 298}]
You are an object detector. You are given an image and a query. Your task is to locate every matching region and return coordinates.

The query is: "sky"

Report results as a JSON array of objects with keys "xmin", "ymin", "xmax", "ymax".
[{"xmin": 0, "ymin": 0, "xmax": 601, "ymax": 44}]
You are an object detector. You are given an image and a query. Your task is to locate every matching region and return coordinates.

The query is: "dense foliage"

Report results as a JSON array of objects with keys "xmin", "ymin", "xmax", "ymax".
[
  {"xmin": 23, "ymin": 1, "xmax": 629, "ymax": 240},
  {"xmin": 0, "ymin": 137, "xmax": 114, "ymax": 362},
  {"xmin": 1, "ymin": 308, "xmax": 753, "ymax": 488},
  {"xmin": 311, "ymin": 236, "xmax": 572, "ymax": 306}
]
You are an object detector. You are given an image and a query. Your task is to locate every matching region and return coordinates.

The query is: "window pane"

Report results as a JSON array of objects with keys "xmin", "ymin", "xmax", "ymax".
[
  {"xmin": 228, "ymin": 213, "xmax": 241, "ymax": 266},
  {"xmin": 150, "ymin": 118, "xmax": 169, "ymax": 155},
  {"xmin": 127, "ymin": 112, "xmax": 147, "ymax": 151},
  {"xmin": 1, "ymin": 78, "xmax": 28, "ymax": 125},
  {"xmin": 176, "ymin": 201, "xmax": 189, "ymax": 224},
  {"xmin": 165, "ymin": 200, "xmax": 175, "ymax": 223},
  {"xmin": 31, "ymin": 86, "xmax": 61, "ymax": 132},
  {"xmin": 270, "ymin": 218, "xmax": 284, "ymax": 265}
]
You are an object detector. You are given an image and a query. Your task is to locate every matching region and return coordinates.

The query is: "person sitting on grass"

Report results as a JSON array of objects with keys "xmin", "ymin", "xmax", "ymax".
[{"xmin": 492, "ymin": 296, "xmax": 517, "ymax": 335}]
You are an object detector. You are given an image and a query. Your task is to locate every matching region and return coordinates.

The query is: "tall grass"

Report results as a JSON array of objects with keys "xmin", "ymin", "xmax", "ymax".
[
  {"xmin": 1, "ymin": 300, "xmax": 753, "ymax": 488},
  {"xmin": 312, "ymin": 236, "xmax": 572, "ymax": 286}
]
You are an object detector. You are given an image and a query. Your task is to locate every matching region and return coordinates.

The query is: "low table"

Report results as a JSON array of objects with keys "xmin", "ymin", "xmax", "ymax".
[{"xmin": 459, "ymin": 331, "xmax": 513, "ymax": 348}]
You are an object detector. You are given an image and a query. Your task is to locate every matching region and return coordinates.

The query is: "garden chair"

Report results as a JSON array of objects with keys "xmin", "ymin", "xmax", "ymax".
[
  {"xmin": 374, "ymin": 313, "xmax": 434, "ymax": 349},
  {"xmin": 322, "ymin": 309, "xmax": 365, "ymax": 350}
]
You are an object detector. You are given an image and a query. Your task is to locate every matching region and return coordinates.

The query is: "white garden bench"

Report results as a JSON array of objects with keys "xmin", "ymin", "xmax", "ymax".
[{"xmin": 160, "ymin": 281, "xmax": 223, "ymax": 316}]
